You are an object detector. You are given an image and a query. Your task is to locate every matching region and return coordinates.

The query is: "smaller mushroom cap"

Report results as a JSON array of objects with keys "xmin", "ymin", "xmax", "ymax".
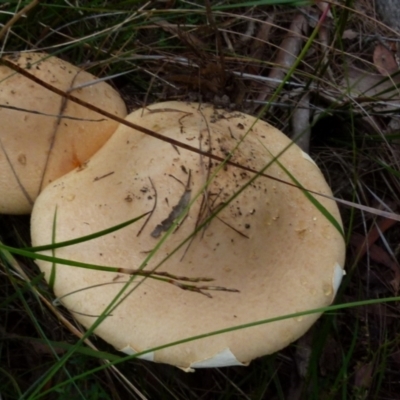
[
  {"xmin": 0, "ymin": 52, "xmax": 127, "ymax": 214},
  {"xmin": 31, "ymin": 101, "xmax": 345, "ymax": 370}
]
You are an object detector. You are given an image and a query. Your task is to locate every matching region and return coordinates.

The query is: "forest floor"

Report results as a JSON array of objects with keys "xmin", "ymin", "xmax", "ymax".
[{"xmin": 1, "ymin": 1, "xmax": 400, "ymax": 399}]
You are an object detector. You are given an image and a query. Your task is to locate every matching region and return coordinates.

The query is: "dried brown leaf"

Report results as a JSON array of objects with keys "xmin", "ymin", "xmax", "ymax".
[
  {"xmin": 373, "ymin": 43, "xmax": 398, "ymax": 76},
  {"xmin": 354, "ymin": 362, "xmax": 374, "ymax": 389},
  {"xmin": 341, "ymin": 66, "xmax": 400, "ymax": 111}
]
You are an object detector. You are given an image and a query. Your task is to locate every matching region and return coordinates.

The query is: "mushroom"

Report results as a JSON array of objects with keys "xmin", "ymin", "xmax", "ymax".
[
  {"xmin": 31, "ymin": 101, "xmax": 345, "ymax": 370},
  {"xmin": 0, "ymin": 52, "xmax": 127, "ymax": 214}
]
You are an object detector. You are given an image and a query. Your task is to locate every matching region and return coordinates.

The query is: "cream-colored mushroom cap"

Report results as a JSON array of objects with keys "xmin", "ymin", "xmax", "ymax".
[
  {"xmin": 0, "ymin": 52, "xmax": 127, "ymax": 214},
  {"xmin": 31, "ymin": 101, "xmax": 345, "ymax": 370}
]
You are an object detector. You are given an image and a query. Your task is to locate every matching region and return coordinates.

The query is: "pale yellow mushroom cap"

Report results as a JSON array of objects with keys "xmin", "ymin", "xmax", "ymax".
[
  {"xmin": 0, "ymin": 52, "xmax": 127, "ymax": 214},
  {"xmin": 31, "ymin": 101, "xmax": 345, "ymax": 370}
]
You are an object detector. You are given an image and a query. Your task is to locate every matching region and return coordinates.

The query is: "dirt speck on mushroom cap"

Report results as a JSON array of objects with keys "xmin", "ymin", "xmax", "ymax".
[{"xmin": 31, "ymin": 101, "xmax": 345, "ymax": 369}]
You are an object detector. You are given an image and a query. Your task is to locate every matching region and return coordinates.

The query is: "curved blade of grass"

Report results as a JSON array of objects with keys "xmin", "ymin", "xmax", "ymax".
[
  {"xmin": 33, "ymin": 295, "xmax": 400, "ymax": 399},
  {"xmin": 265, "ymin": 150, "xmax": 345, "ymax": 238},
  {"xmin": 0, "ymin": 242, "xmax": 171, "ymax": 274},
  {"xmin": 25, "ymin": 211, "xmax": 150, "ymax": 252},
  {"xmin": 6, "ymin": 336, "xmax": 122, "ymax": 362},
  {"xmin": 1, "ymin": 243, "xmax": 85, "ymax": 398},
  {"xmin": 48, "ymin": 207, "xmax": 58, "ymax": 289}
]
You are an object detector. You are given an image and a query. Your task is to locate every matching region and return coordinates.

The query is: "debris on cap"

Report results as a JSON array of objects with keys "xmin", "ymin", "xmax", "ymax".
[{"xmin": 31, "ymin": 101, "xmax": 345, "ymax": 369}]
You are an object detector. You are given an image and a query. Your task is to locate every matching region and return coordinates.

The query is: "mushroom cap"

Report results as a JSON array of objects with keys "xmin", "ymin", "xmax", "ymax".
[
  {"xmin": 31, "ymin": 101, "xmax": 345, "ymax": 370},
  {"xmin": 0, "ymin": 52, "xmax": 127, "ymax": 214}
]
